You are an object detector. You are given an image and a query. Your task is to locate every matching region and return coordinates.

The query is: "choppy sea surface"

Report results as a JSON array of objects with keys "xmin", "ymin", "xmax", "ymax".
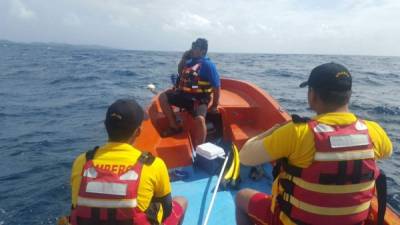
[{"xmin": 0, "ymin": 40, "xmax": 399, "ymax": 224}]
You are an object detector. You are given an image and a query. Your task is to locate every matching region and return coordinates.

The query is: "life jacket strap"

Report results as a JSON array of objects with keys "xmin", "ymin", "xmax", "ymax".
[
  {"xmin": 108, "ymin": 208, "xmax": 117, "ymax": 224},
  {"xmin": 280, "ymin": 158, "xmax": 303, "ymax": 177},
  {"xmin": 318, "ymin": 160, "xmax": 375, "ymax": 185},
  {"xmin": 85, "ymin": 146, "xmax": 99, "ymax": 161},
  {"xmin": 76, "ymin": 208, "xmax": 133, "ymax": 225},
  {"xmin": 376, "ymin": 170, "xmax": 387, "ymax": 225}
]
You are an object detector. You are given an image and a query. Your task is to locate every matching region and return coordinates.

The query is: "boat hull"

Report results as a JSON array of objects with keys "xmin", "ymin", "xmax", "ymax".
[{"xmin": 133, "ymin": 78, "xmax": 290, "ymax": 168}]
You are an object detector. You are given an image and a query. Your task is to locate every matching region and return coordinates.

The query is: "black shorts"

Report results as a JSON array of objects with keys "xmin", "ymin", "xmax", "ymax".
[{"xmin": 165, "ymin": 90, "xmax": 211, "ymax": 117}]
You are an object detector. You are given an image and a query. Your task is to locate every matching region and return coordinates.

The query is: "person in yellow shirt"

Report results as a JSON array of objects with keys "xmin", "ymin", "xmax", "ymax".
[
  {"xmin": 69, "ymin": 99, "xmax": 187, "ymax": 225},
  {"xmin": 235, "ymin": 63, "xmax": 392, "ymax": 225}
]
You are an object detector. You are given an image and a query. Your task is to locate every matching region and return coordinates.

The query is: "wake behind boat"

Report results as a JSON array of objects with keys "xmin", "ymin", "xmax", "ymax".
[{"xmin": 133, "ymin": 78, "xmax": 399, "ymax": 225}]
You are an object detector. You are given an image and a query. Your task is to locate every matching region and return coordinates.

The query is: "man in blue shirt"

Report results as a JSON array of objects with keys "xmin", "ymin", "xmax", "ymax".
[{"xmin": 159, "ymin": 38, "xmax": 220, "ymax": 147}]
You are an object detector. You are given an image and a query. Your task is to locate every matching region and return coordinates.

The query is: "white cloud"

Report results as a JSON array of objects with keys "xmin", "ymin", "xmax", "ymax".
[
  {"xmin": 108, "ymin": 15, "xmax": 131, "ymax": 28},
  {"xmin": 167, "ymin": 13, "xmax": 212, "ymax": 32},
  {"xmin": 63, "ymin": 13, "xmax": 81, "ymax": 27},
  {"xmin": 10, "ymin": 0, "xmax": 35, "ymax": 20},
  {"xmin": 186, "ymin": 13, "xmax": 211, "ymax": 28}
]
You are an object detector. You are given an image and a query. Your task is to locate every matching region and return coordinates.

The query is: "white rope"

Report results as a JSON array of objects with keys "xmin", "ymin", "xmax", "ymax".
[{"xmin": 202, "ymin": 152, "xmax": 230, "ymax": 225}]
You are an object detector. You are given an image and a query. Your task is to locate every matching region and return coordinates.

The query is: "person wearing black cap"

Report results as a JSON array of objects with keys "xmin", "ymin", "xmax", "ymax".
[
  {"xmin": 68, "ymin": 99, "xmax": 187, "ymax": 225},
  {"xmin": 159, "ymin": 38, "xmax": 220, "ymax": 147},
  {"xmin": 235, "ymin": 63, "xmax": 392, "ymax": 225}
]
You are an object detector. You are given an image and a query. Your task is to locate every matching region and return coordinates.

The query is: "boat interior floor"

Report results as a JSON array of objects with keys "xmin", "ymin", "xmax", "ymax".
[{"xmin": 171, "ymin": 163, "xmax": 274, "ymax": 225}]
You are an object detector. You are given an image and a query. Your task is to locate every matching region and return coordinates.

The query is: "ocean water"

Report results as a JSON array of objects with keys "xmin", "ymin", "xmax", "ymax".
[{"xmin": 0, "ymin": 40, "xmax": 399, "ymax": 224}]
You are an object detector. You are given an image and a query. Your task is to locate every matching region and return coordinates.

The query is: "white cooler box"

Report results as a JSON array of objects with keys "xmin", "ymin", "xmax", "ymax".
[{"xmin": 195, "ymin": 142, "xmax": 226, "ymax": 175}]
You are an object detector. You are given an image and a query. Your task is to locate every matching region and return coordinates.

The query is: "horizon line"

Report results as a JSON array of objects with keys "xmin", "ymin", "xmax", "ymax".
[{"xmin": 1, "ymin": 39, "xmax": 399, "ymax": 58}]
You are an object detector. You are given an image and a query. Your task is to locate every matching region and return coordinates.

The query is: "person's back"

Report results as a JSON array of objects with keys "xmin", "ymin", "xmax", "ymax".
[
  {"xmin": 68, "ymin": 99, "xmax": 187, "ymax": 225},
  {"xmin": 264, "ymin": 113, "xmax": 390, "ymax": 224},
  {"xmin": 236, "ymin": 63, "xmax": 392, "ymax": 225}
]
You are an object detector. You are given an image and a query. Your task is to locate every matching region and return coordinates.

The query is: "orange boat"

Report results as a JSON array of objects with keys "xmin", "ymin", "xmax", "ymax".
[{"xmin": 133, "ymin": 78, "xmax": 399, "ymax": 225}]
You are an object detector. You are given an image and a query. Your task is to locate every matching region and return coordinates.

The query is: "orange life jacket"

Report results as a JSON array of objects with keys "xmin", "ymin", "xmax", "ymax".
[
  {"xmin": 70, "ymin": 148, "xmax": 150, "ymax": 225},
  {"xmin": 178, "ymin": 62, "xmax": 212, "ymax": 94},
  {"xmin": 276, "ymin": 119, "xmax": 379, "ymax": 225}
]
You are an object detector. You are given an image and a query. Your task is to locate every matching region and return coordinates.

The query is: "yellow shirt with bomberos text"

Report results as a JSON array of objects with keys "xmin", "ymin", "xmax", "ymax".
[
  {"xmin": 262, "ymin": 112, "xmax": 393, "ymax": 225},
  {"xmin": 70, "ymin": 142, "xmax": 171, "ymax": 217}
]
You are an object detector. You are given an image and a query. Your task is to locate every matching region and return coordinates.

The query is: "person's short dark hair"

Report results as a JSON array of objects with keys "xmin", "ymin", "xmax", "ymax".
[
  {"xmin": 311, "ymin": 88, "xmax": 352, "ymax": 106},
  {"xmin": 192, "ymin": 38, "xmax": 208, "ymax": 54},
  {"xmin": 104, "ymin": 99, "xmax": 144, "ymax": 142},
  {"xmin": 300, "ymin": 62, "xmax": 352, "ymax": 106}
]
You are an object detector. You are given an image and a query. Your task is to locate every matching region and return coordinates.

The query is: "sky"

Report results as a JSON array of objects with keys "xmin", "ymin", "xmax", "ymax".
[{"xmin": 1, "ymin": 0, "xmax": 400, "ymax": 56}]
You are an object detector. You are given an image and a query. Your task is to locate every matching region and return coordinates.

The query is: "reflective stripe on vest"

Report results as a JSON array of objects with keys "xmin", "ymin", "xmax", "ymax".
[
  {"xmin": 313, "ymin": 120, "xmax": 369, "ymax": 133},
  {"xmin": 281, "ymin": 192, "xmax": 371, "ymax": 216},
  {"xmin": 83, "ymin": 167, "xmax": 97, "ymax": 178},
  {"xmin": 83, "ymin": 167, "xmax": 139, "ymax": 181},
  {"xmin": 198, "ymin": 80, "xmax": 211, "ymax": 86},
  {"xmin": 86, "ymin": 181, "xmax": 128, "ymax": 196},
  {"xmin": 280, "ymin": 173, "xmax": 375, "ymax": 194},
  {"xmin": 314, "ymin": 149, "xmax": 375, "ymax": 161},
  {"xmin": 330, "ymin": 134, "xmax": 370, "ymax": 148},
  {"xmin": 181, "ymin": 86, "xmax": 212, "ymax": 93}
]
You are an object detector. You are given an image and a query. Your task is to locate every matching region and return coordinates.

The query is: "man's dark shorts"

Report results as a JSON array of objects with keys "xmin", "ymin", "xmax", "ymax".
[{"xmin": 165, "ymin": 90, "xmax": 211, "ymax": 118}]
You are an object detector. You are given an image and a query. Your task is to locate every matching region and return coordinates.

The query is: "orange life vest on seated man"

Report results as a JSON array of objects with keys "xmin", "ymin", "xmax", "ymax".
[
  {"xmin": 276, "ymin": 119, "xmax": 379, "ymax": 225},
  {"xmin": 70, "ymin": 149, "xmax": 150, "ymax": 225},
  {"xmin": 178, "ymin": 62, "xmax": 212, "ymax": 94}
]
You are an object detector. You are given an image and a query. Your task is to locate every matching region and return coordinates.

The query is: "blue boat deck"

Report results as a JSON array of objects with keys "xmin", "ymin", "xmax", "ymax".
[{"xmin": 171, "ymin": 164, "xmax": 274, "ymax": 225}]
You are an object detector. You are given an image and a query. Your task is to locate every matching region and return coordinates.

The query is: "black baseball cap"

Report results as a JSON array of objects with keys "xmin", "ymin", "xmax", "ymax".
[
  {"xmin": 299, "ymin": 62, "xmax": 352, "ymax": 91},
  {"xmin": 192, "ymin": 38, "xmax": 208, "ymax": 51},
  {"xmin": 105, "ymin": 99, "xmax": 144, "ymax": 132}
]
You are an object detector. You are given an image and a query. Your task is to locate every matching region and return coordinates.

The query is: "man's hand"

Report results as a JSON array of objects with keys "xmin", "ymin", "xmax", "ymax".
[
  {"xmin": 210, "ymin": 87, "xmax": 220, "ymax": 114},
  {"xmin": 239, "ymin": 123, "xmax": 286, "ymax": 166},
  {"xmin": 209, "ymin": 105, "xmax": 218, "ymax": 114}
]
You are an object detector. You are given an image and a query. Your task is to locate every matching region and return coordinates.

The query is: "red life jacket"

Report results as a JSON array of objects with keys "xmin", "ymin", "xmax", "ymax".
[
  {"xmin": 71, "ymin": 149, "xmax": 150, "ymax": 225},
  {"xmin": 276, "ymin": 119, "xmax": 379, "ymax": 225},
  {"xmin": 178, "ymin": 62, "xmax": 212, "ymax": 94}
]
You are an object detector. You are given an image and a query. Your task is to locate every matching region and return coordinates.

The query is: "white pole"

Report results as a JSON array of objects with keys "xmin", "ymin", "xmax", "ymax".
[{"xmin": 202, "ymin": 153, "xmax": 230, "ymax": 225}]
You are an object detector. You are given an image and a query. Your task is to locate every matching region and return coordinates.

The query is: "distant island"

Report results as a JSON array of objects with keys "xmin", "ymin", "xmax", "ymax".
[{"xmin": 0, "ymin": 39, "xmax": 111, "ymax": 50}]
